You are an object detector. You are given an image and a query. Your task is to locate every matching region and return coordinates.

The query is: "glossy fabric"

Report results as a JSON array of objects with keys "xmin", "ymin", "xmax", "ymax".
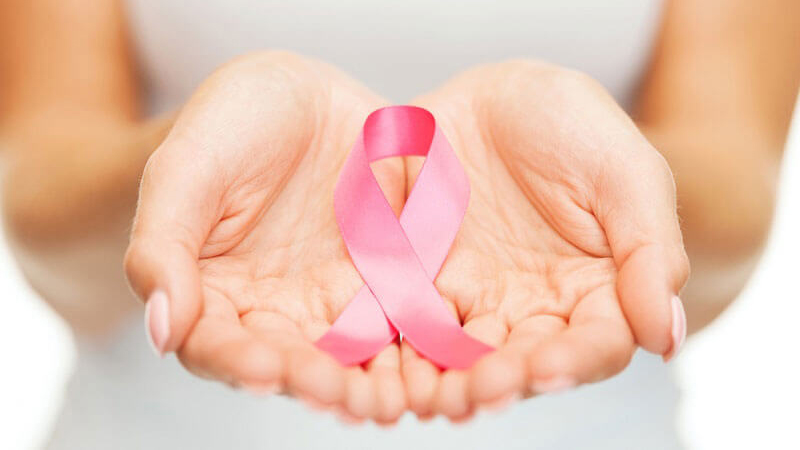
[{"xmin": 316, "ymin": 106, "xmax": 492, "ymax": 368}]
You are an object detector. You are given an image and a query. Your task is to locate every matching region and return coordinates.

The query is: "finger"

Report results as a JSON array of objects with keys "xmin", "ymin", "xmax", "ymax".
[
  {"xmin": 125, "ymin": 54, "xmax": 328, "ymax": 356},
  {"xmin": 400, "ymin": 297, "xmax": 462, "ymax": 420},
  {"xmin": 241, "ymin": 311, "xmax": 347, "ymax": 408},
  {"xmin": 527, "ymin": 285, "xmax": 635, "ymax": 394},
  {"xmin": 177, "ymin": 294, "xmax": 282, "ymax": 390},
  {"xmin": 433, "ymin": 370, "xmax": 472, "ymax": 422},
  {"xmin": 124, "ymin": 133, "xmax": 225, "ymax": 355},
  {"xmin": 463, "ymin": 313, "xmax": 508, "ymax": 347},
  {"xmin": 400, "ymin": 341, "xmax": 439, "ymax": 420},
  {"xmin": 594, "ymin": 142, "xmax": 690, "ymax": 359},
  {"xmin": 365, "ymin": 343, "xmax": 406, "ymax": 425},
  {"xmin": 178, "ymin": 318, "xmax": 283, "ymax": 390},
  {"xmin": 468, "ymin": 314, "xmax": 564, "ymax": 407},
  {"xmin": 342, "ymin": 368, "xmax": 375, "ymax": 422},
  {"xmin": 432, "ymin": 315, "xmax": 505, "ymax": 421}
]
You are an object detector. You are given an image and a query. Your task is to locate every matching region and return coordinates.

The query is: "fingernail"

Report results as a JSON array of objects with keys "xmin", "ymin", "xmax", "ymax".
[
  {"xmin": 241, "ymin": 382, "xmax": 281, "ymax": 396},
  {"xmin": 144, "ymin": 290, "xmax": 170, "ymax": 357},
  {"xmin": 663, "ymin": 296, "xmax": 687, "ymax": 362},
  {"xmin": 529, "ymin": 376, "xmax": 576, "ymax": 394},
  {"xmin": 480, "ymin": 392, "xmax": 520, "ymax": 413}
]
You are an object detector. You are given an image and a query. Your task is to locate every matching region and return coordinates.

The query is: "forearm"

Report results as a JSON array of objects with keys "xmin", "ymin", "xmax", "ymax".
[
  {"xmin": 640, "ymin": 123, "xmax": 782, "ymax": 333},
  {"xmin": 1, "ymin": 115, "xmax": 170, "ymax": 241},
  {"xmin": 1, "ymin": 114, "xmax": 173, "ymax": 335},
  {"xmin": 0, "ymin": 0, "xmax": 167, "ymax": 334},
  {"xmin": 633, "ymin": 0, "xmax": 799, "ymax": 333}
]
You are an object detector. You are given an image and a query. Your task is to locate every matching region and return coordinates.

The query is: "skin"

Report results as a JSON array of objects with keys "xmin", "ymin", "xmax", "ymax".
[
  {"xmin": 126, "ymin": 55, "xmax": 686, "ymax": 423},
  {"xmin": 402, "ymin": 63, "xmax": 687, "ymax": 420},
  {"xmin": 126, "ymin": 53, "xmax": 409, "ymax": 423},
  {"xmin": 0, "ymin": 0, "xmax": 167, "ymax": 334},
  {"xmin": 636, "ymin": 0, "xmax": 800, "ymax": 332},
  {"xmin": 1, "ymin": 0, "xmax": 799, "ymax": 424}
]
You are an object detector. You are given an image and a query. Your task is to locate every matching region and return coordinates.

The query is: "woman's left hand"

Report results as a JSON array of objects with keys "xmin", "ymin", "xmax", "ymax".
[{"xmin": 400, "ymin": 60, "xmax": 690, "ymax": 421}]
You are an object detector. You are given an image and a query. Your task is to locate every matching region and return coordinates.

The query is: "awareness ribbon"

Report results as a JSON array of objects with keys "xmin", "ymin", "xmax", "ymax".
[{"xmin": 315, "ymin": 105, "xmax": 493, "ymax": 369}]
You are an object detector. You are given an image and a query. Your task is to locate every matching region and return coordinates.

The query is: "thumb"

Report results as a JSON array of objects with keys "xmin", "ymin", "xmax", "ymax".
[
  {"xmin": 594, "ymin": 145, "xmax": 690, "ymax": 361},
  {"xmin": 124, "ymin": 133, "xmax": 223, "ymax": 356}
]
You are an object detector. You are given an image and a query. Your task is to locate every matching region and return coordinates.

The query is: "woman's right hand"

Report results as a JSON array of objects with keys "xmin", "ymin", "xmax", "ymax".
[{"xmin": 124, "ymin": 51, "xmax": 409, "ymax": 424}]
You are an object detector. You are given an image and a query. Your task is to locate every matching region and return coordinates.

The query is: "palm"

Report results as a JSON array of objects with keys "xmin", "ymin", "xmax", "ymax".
[
  {"xmin": 130, "ymin": 56, "xmax": 687, "ymax": 424},
  {"xmin": 193, "ymin": 89, "xmax": 380, "ymax": 336},
  {"xmin": 195, "ymin": 98, "xmax": 409, "ymax": 416},
  {"xmin": 401, "ymin": 65, "xmax": 664, "ymax": 419},
  {"xmin": 131, "ymin": 54, "xmax": 407, "ymax": 423},
  {"xmin": 193, "ymin": 112, "xmax": 408, "ymax": 422},
  {"xmin": 434, "ymin": 109, "xmax": 619, "ymax": 335},
  {"xmin": 198, "ymin": 133, "xmax": 368, "ymax": 345}
]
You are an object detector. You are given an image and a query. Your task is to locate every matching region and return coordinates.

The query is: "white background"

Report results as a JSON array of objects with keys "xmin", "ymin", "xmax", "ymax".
[{"xmin": 0, "ymin": 100, "xmax": 797, "ymax": 449}]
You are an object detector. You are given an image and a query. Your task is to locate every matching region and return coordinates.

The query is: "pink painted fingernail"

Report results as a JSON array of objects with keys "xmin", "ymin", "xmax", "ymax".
[
  {"xmin": 529, "ymin": 376, "xmax": 576, "ymax": 394},
  {"xmin": 663, "ymin": 296, "xmax": 687, "ymax": 362},
  {"xmin": 481, "ymin": 392, "xmax": 520, "ymax": 413},
  {"xmin": 144, "ymin": 290, "xmax": 170, "ymax": 357}
]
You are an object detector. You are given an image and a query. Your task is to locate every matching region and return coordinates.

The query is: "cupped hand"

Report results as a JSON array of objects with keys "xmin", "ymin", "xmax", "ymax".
[
  {"xmin": 400, "ymin": 61, "xmax": 689, "ymax": 421},
  {"xmin": 124, "ymin": 52, "xmax": 408, "ymax": 424}
]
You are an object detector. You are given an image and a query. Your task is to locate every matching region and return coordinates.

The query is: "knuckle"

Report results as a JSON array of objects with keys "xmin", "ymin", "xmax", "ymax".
[
  {"xmin": 671, "ymin": 245, "xmax": 691, "ymax": 287},
  {"xmin": 477, "ymin": 59, "xmax": 614, "ymax": 120},
  {"xmin": 219, "ymin": 50, "xmax": 309, "ymax": 76},
  {"xmin": 492, "ymin": 58, "xmax": 555, "ymax": 76},
  {"xmin": 122, "ymin": 241, "xmax": 148, "ymax": 290},
  {"xmin": 208, "ymin": 50, "xmax": 316, "ymax": 94},
  {"xmin": 495, "ymin": 58, "xmax": 605, "ymax": 96},
  {"xmin": 541, "ymin": 66, "xmax": 603, "ymax": 94},
  {"xmin": 648, "ymin": 152, "xmax": 679, "ymax": 200},
  {"xmin": 609, "ymin": 335, "xmax": 636, "ymax": 373},
  {"xmin": 122, "ymin": 241, "xmax": 141, "ymax": 275},
  {"xmin": 138, "ymin": 148, "xmax": 162, "ymax": 183},
  {"xmin": 592, "ymin": 326, "xmax": 636, "ymax": 379},
  {"xmin": 648, "ymin": 149, "xmax": 676, "ymax": 182}
]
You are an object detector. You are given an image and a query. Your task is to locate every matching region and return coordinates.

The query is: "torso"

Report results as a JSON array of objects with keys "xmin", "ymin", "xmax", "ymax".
[{"xmin": 125, "ymin": 0, "xmax": 662, "ymax": 111}]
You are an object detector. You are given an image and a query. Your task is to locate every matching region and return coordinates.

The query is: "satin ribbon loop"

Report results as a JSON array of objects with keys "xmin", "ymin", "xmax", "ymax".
[{"xmin": 316, "ymin": 105, "xmax": 492, "ymax": 369}]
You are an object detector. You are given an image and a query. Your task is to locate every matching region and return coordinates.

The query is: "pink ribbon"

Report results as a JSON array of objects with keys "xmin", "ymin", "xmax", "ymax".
[{"xmin": 315, "ymin": 105, "xmax": 493, "ymax": 369}]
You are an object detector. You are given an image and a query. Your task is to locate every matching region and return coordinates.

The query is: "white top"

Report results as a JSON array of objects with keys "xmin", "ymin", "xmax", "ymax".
[
  {"xmin": 127, "ymin": 0, "xmax": 661, "ymax": 110},
  {"xmin": 47, "ymin": 1, "xmax": 683, "ymax": 449}
]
